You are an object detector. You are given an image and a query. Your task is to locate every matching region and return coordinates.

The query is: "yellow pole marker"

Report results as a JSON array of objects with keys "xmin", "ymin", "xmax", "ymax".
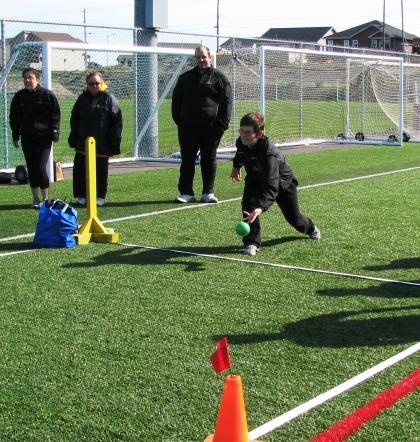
[{"xmin": 74, "ymin": 137, "xmax": 120, "ymax": 244}]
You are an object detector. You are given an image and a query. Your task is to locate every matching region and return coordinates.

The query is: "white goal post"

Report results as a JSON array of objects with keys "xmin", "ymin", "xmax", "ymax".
[
  {"xmin": 2, "ymin": 40, "xmax": 420, "ymax": 172},
  {"xmin": 232, "ymin": 45, "xmax": 408, "ymax": 147},
  {"xmin": 1, "ymin": 40, "xmax": 196, "ymax": 174}
]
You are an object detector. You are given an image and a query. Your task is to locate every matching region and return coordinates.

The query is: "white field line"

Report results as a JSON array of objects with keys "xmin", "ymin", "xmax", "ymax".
[
  {"xmin": 248, "ymin": 341, "xmax": 420, "ymax": 440},
  {"xmin": 1, "ymin": 166, "xmax": 419, "ymax": 252},
  {"xmin": 0, "ymin": 249, "xmax": 39, "ymax": 257},
  {"xmin": 118, "ymin": 242, "xmax": 420, "ymax": 287}
]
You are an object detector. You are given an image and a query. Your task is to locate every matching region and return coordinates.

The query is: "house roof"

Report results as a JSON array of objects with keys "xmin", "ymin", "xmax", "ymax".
[
  {"xmin": 220, "ymin": 37, "xmax": 261, "ymax": 50},
  {"xmin": 261, "ymin": 27, "xmax": 335, "ymax": 42},
  {"xmin": 332, "ymin": 20, "xmax": 418, "ymax": 40},
  {"xmin": 8, "ymin": 31, "xmax": 83, "ymax": 45},
  {"xmin": 157, "ymin": 42, "xmax": 200, "ymax": 50}
]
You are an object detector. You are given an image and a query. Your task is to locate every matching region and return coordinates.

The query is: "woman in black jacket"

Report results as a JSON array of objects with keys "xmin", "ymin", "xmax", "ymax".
[
  {"xmin": 9, "ymin": 68, "xmax": 60, "ymax": 208},
  {"xmin": 231, "ymin": 112, "xmax": 320, "ymax": 256},
  {"xmin": 68, "ymin": 71, "xmax": 122, "ymax": 206}
]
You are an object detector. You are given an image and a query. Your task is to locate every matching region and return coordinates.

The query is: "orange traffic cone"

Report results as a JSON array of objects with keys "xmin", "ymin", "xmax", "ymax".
[{"xmin": 204, "ymin": 374, "xmax": 263, "ymax": 442}]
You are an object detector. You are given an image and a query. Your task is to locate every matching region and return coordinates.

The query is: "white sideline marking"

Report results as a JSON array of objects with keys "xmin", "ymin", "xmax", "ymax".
[
  {"xmin": 86, "ymin": 165, "xmax": 420, "ymax": 225},
  {"xmin": 1, "ymin": 166, "xmax": 419, "ymax": 253},
  {"xmin": 248, "ymin": 342, "xmax": 420, "ymax": 439},
  {"xmin": 0, "ymin": 249, "xmax": 39, "ymax": 257},
  {"xmin": 118, "ymin": 242, "xmax": 420, "ymax": 287}
]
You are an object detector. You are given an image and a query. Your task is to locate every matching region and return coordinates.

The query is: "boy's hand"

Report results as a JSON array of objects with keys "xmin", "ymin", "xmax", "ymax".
[
  {"xmin": 231, "ymin": 167, "xmax": 241, "ymax": 182},
  {"xmin": 243, "ymin": 208, "xmax": 262, "ymax": 224}
]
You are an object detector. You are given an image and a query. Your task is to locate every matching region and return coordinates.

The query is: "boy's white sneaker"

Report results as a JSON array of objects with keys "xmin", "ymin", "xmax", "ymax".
[
  {"xmin": 243, "ymin": 245, "xmax": 258, "ymax": 256},
  {"xmin": 309, "ymin": 226, "xmax": 321, "ymax": 240}
]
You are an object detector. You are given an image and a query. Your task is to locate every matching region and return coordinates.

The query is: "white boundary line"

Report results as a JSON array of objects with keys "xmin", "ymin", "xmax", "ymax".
[
  {"xmin": 118, "ymin": 242, "xmax": 420, "ymax": 287},
  {"xmin": 248, "ymin": 342, "xmax": 420, "ymax": 439},
  {"xmin": 0, "ymin": 249, "xmax": 39, "ymax": 257},
  {"xmin": 1, "ymin": 168, "xmax": 419, "ymax": 436},
  {"xmin": 1, "ymin": 165, "xmax": 419, "ymax": 244}
]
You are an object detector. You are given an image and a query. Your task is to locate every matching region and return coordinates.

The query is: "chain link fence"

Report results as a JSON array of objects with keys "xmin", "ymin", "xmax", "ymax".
[{"xmin": 2, "ymin": 18, "xmax": 420, "ymax": 169}]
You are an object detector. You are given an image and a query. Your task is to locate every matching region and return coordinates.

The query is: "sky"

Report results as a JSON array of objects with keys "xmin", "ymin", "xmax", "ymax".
[{"xmin": 2, "ymin": 0, "xmax": 420, "ymax": 47}]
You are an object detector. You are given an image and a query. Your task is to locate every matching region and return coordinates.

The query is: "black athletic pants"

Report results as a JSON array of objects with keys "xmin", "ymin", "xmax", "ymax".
[
  {"xmin": 72, "ymin": 151, "xmax": 109, "ymax": 199},
  {"xmin": 21, "ymin": 135, "xmax": 51, "ymax": 189},
  {"xmin": 242, "ymin": 180, "xmax": 315, "ymax": 247},
  {"xmin": 177, "ymin": 126, "xmax": 222, "ymax": 196}
]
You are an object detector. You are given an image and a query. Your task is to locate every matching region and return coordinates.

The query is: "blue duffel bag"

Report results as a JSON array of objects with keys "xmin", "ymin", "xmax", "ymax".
[{"xmin": 33, "ymin": 200, "xmax": 78, "ymax": 248}]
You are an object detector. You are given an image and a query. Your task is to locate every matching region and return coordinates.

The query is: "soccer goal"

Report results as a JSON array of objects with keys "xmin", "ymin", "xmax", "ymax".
[
  {"xmin": 0, "ymin": 40, "xmax": 196, "ymax": 171},
  {"xmin": 231, "ymin": 46, "xmax": 407, "ymax": 147},
  {"xmin": 403, "ymin": 63, "xmax": 420, "ymax": 142}
]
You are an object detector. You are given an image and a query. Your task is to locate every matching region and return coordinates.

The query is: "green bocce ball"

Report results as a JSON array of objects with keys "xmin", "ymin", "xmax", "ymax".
[{"xmin": 235, "ymin": 221, "xmax": 250, "ymax": 236}]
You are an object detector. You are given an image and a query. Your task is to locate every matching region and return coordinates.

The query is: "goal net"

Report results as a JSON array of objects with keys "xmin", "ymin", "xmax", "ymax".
[
  {"xmin": 403, "ymin": 64, "xmax": 420, "ymax": 141},
  {"xmin": 231, "ymin": 46, "xmax": 406, "ymax": 147},
  {"xmin": 0, "ymin": 41, "xmax": 196, "ymax": 169}
]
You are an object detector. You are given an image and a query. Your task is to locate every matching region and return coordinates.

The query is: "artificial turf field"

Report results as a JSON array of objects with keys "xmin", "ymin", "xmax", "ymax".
[
  {"xmin": 1, "ymin": 97, "xmax": 399, "ymax": 167},
  {"xmin": 0, "ymin": 143, "xmax": 419, "ymax": 441}
]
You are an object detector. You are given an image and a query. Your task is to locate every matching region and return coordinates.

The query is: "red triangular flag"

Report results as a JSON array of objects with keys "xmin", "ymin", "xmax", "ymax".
[{"xmin": 210, "ymin": 336, "xmax": 231, "ymax": 373}]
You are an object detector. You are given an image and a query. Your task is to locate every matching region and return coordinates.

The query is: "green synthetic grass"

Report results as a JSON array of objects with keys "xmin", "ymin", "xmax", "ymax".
[
  {"xmin": 0, "ymin": 144, "xmax": 419, "ymax": 441},
  {"xmin": 2, "ymin": 97, "xmax": 400, "ymax": 167}
]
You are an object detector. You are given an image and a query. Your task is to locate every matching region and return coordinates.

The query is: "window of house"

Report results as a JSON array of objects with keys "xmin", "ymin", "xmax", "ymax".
[
  {"xmin": 344, "ymin": 40, "xmax": 350, "ymax": 47},
  {"xmin": 352, "ymin": 40, "xmax": 358, "ymax": 48},
  {"xmin": 372, "ymin": 39, "xmax": 378, "ymax": 48}
]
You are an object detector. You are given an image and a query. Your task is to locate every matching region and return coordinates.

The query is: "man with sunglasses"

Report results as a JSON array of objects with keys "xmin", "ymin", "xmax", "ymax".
[
  {"xmin": 231, "ymin": 112, "xmax": 321, "ymax": 256},
  {"xmin": 68, "ymin": 71, "xmax": 122, "ymax": 206}
]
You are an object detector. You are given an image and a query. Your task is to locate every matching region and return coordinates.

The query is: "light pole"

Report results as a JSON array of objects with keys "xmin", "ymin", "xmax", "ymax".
[
  {"xmin": 216, "ymin": 0, "xmax": 220, "ymax": 53},
  {"xmin": 106, "ymin": 33, "xmax": 116, "ymax": 67},
  {"xmin": 382, "ymin": 0, "xmax": 385, "ymax": 51},
  {"xmin": 81, "ymin": 8, "xmax": 88, "ymax": 42},
  {"xmin": 81, "ymin": 9, "xmax": 88, "ymax": 66},
  {"xmin": 401, "ymin": 0, "xmax": 405, "ymax": 54}
]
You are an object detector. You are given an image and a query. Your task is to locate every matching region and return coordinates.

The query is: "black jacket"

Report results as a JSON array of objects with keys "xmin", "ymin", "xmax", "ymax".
[
  {"xmin": 9, "ymin": 85, "xmax": 60, "ymax": 141},
  {"xmin": 68, "ymin": 89, "xmax": 122, "ymax": 157},
  {"xmin": 171, "ymin": 66, "xmax": 232, "ymax": 133},
  {"xmin": 233, "ymin": 136, "xmax": 296, "ymax": 211}
]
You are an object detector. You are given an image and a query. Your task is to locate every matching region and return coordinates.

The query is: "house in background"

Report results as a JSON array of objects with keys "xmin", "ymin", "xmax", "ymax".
[
  {"xmin": 326, "ymin": 20, "xmax": 418, "ymax": 53},
  {"xmin": 220, "ymin": 27, "xmax": 335, "ymax": 53},
  {"xmin": 261, "ymin": 27, "xmax": 336, "ymax": 50},
  {"xmin": 117, "ymin": 42, "xmax": 200, "ymax": 67},
  {"xmin": 4, "ymin": 31, "xmax": 85, "ymax": 71},
  {"xmin": 413, "ymin": 38, "xmax": 420, "ymax": 55}
]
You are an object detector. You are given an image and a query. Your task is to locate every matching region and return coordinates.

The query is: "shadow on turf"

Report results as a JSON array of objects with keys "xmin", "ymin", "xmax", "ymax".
[
  {"xmin": 0, "ymin": 203, "xmax": 35, "ymax": 211},
  {"xmin": 318, "ymin": 257, "xmax": 420, "ymax": 299},
  {"xmin": 63, "ymin": 244, "xmax": 241, "ymax": 272},
  {"xmin": 317, "ymin": 281, "xmax": 420, "ymax": 299},
  {"xmin": 62, "ymin": 236, "xmax": 304, "ymax": 272},
  {"xmin": 363, "ymin": 257, "xmax": 420, "ymax": 271},
  {"xmin": 71, "ymin": 199, "xmax": 177, "ymax": 209},
  {"xmin": 216, "ymin": 305, "xmax": 420, "ymax": 348},
  {"xmin": 0, "ymin": 241, "xmax": 35, "ymax": 252}
]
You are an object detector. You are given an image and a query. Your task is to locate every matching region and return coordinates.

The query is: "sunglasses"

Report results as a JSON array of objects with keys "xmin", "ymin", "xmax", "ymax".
[{"xmin": 88, "ymin": 81, "xmax": 101, "ymax": 86}]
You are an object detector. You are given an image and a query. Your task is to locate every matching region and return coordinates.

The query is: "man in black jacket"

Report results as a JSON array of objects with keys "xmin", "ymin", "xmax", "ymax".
[
  {"xmin": 68, "ymin": 71, "xmax": 122, "ymax": 206},
  {"xmin": 9, "ymin": 68, "xmax": 60, "ymax": 208},
  {"xmin": 231, "ymin": 112, "xmax": 320, "ymax": 256},
  {"xmin": 171, "ymin": 46, "xmax": 232, "ymax": 203}
]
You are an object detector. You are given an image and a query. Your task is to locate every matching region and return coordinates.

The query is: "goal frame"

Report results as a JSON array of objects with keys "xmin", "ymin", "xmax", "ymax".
[
  {"xmin": 1, "ymin": 41, "xmax": 194, "ymax": 178},
  {"xmin": 256, "ymin": 45, "xmax": 404, "ymax": 147}
]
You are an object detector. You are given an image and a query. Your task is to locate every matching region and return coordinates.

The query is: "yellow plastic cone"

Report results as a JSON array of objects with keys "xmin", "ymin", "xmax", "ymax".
[{"xmin": 204, "ymin": 375, "xmax": 263, "ymax": 442}]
